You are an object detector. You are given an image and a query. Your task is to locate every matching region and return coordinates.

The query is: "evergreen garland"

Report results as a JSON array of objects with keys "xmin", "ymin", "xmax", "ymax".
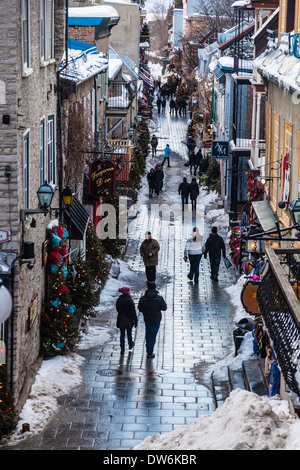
[
  {"xmin": 41, "ymin": 270, "xmax": 81, "ymax": 353},
  {"xmin": 41, "ymin": 223, "xmax": 80, "ymax": 354},
  {"xmin": 203, "ymin": 157, "xmax": 221, "ymax": 195},
  {"xmin": 85, "ymin": 221, "xmax": 109, "ymax": 284},
  {"xmin": 67, "ymin": 253, "xmax": 100, "ymax": 320}
]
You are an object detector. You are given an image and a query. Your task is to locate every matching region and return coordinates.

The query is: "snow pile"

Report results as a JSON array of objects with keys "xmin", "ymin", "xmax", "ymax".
[
  {"xmin": 1, "ymin": 354, "xmax": 84, "ymax": 446},
  {"xmin": 77, "ymin": 325, "xmax": 112, "ymax": 350},
  {"xmin": 205, "ymin": 208, "xmax": 229, "ymax": 231},
  {"xmin": 134, "ymin": 388, "xmax": 300, "ymax": 450},
  {"xmin": 225, "ymin": 273, "xmax": 248, "ymax": 322}
]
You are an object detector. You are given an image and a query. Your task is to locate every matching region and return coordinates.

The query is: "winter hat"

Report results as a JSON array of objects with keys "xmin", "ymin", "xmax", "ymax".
[{"xmin": 119, "ymin": 287, "xmax": 130, "ymax": 295}]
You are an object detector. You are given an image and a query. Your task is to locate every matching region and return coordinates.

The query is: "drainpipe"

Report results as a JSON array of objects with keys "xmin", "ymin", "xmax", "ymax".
[
  {"xmin": 256, "ymin": 92, "xmax": 262, "ymax": 163},
  {"xmin": 65, "ymin": 0, "xmax": 68, "ymax": 67}
]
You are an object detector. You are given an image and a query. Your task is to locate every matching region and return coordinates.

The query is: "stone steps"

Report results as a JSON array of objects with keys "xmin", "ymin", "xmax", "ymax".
[{"xmin": 212, "ymin": 357, "xmax": 268, "ymax": 407}]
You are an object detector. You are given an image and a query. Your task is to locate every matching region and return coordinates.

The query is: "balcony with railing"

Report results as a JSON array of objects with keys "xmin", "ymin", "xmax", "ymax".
[
  {"xmin": 107, "ymin": 81, "xmax": 135, "ymax": 114},
  {"xmin": 257, "ymin": 248, "xmax": 300, "ymax": 409}
]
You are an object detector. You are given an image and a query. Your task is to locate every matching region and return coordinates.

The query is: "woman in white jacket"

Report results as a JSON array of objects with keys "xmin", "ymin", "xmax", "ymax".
[{"xmin": 184, "ymin": 227, "xmax": 204, "ymax": 284}]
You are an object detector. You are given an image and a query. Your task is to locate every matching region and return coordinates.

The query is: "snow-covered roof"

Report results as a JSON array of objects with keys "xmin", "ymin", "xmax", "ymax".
[
  {"xmin": 68, "ymin": 5, "xmax": 119, "ymax": 25},
  {"xmin": 232, "ymin": 0, "xmax": 250, "ymax": 7},
  {"xmin": 59, "ymin": 40, "xmax": 108, "ymax": 84},
  {"xmin": 254, "ymin": 40, "xmax": 300, "ymax": 94},
  {"xmin": 209, "ymin": 56, "xmax": 253, "ymax": 75},
  {"xmin": 109, "ymin": 58, "xmax": 123, "ymax": 80}
]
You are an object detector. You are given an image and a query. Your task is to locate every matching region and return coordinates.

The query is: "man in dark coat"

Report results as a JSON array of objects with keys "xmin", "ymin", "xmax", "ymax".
[
  {"xmin": 154, "ymin": 163, "xmax": 164, "ymax": 195},
  {"xmin": 186, "ymin": 135, "xmax": 196, "ymax": 156},
  {"xmin": 189, "ymin": 177, "xmax": 199, "ymax": 211},
  {"xmin": 116, "ymin": 287, "xmax": 138, "ymax": 354},
  {"xmin": 178, "ymin": 177, "xmax": 190, "ymax": 210},
  {"xmin": 204, "ymin": 226, "xmax": 226, "ymax": 281},
  {"xmin": 195, "ymin": 148, "xmax": 203, "ymax": 175},
  {"xmin": 140, "ymin": 231, "xmax": 160, "ymax": 282},
  {"xmin": 138, "ymin": 282, "xmax": 167, "ymax": 358},
  {"xmin": 151, "ymin": 134, "xmax": 158, "ymax": 157}
]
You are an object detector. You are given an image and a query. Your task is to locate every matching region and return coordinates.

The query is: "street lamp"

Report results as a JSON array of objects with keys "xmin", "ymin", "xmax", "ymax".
[
  {"xmin": 0, "ymin": 280, "xmax": 12, "ymax": 323},
  {"xmin": 289, "ymin": 198, "xmax": 300, "ymax": 227},
  {"xmin": 128, "ymin": 127, "xmax": 134, "ymax": 138},
  {"xmin": 37, "ymin": 181, "xmax": 55, "ymax": 209},
  {"xmin": 21, "ymin": 181, "xmax": 55, "ymax": 221},
  {"xmin": 62, "ymin": 186, "xmax": 75, "ymax": 207}
]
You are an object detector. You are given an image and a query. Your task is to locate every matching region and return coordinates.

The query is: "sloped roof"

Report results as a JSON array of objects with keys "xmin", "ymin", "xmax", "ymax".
[
  {"xmin": 68, "ymin": 5, "xmax": 119, "ymax": 25},
  {"xmin": 59, "ymin": 39, "xmax": 108, "ymax": 84}
]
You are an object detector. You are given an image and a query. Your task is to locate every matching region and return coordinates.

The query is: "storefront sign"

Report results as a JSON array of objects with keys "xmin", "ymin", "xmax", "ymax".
[
  {"xmin": 28, "ymin": 294, "xmax": 38, "ymax": 330},
  {"xmin": 241, "ymin": 280, "xmax": 261, "ymax": 315},
  {"xmin": 212, "ymin": 141, "xmax": 229, "ymax": 159},
  {"xmin": 89, "ymin": 160, "xmax": 116, "ymax": 199},
  {"xmin": 0, "ymin": 230, "xmax": 10, "ymax": 243}
]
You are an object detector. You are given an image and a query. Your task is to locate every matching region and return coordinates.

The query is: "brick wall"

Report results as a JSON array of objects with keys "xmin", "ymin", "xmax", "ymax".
[{"xmin": 69, "ymin": 25, "xmax": 96, "ymax": 44}]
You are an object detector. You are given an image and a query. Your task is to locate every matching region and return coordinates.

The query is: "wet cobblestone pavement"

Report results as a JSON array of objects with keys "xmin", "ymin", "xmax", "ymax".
[{"xmin": 2, "ymin": 108, "xmax": 237, "ymax": 450}]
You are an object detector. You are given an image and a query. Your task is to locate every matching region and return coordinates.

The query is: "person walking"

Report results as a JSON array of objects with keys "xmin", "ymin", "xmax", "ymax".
[
  {"xmin": 116, "ymin": 287, "xmax": 138, "ymax": 355},
  {"xmin": 169, "ymin": 98, "xmax": 176, "ymax": 117},
  {"xmin": 140, "ymin": 231, "xmax": 160, "ymax": 282},
  {"xmin": 138, "ymin": 282, "xmax": 167, "ymax": 359},
  {"xmin": 147, "ymin": 168, "xmax": 157, "ymax": 198},
  {"xmin": 186, "ymin": 135, "xmax": 196, "ymax": 156},
  {"xmin": 151, "ymin": 134, "xmax": 158, "ymax": 157},
  {"xmin": 184, "ymin": 227, "xmax": 204, "ymax": 284},
  {"xmin": 162, "ymin": 97, "xmax": 166, "ymax": 114},
  {"xmin": 154, "ymin": 163, "xmax": 164, "ymax": 195},
  {"xmin": 188, "ymin": 151, "xmax": 196, "ymax": 175},
  {"xmin": 194, "ymin": 148, "xmax": 203, "ymax": 175},
  {"xmin": 162, "ymin": 144, "xmax": 171, "ymax": 167},
  {"xmin": 178, "ymin": 177, "xmax": 190, "ymax": 210},
  {"xmin": 189, "ymin": 177, "xmax": 199, "ymax": 211},
  {"xmin": 157, "ymin": 96, "xmax": 162, "ymax": 115},
  {"xmin": 204, "ymin": 226, "xmax": 226, "ymax": 282}
]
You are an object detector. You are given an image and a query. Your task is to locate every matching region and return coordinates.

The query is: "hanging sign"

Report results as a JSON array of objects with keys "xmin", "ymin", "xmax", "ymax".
[
  {"xmin": 27, "ymin": 293, "xmax": 38, "ymax": 330},
  {"xmin": 241, "ymin": 280, "xmax": 261, "ymax": 315},
  {"xmin": 282, "ymin": 153, "xmax": 290, "ymax": 203},
  {"xmin": 212, "ymin": 141, "xmax": 229, "ymax": 159},
  {"xmin": 89, "ymin": 160, "xmax": 116, "ymax": 199}
]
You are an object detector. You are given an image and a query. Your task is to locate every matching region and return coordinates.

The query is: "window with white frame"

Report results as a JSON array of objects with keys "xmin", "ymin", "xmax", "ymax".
[
  {"xmin": 22, "ymin": 0, "xmax": 30, "ymax": 69},
  {"xmin": 47, "ymin": 116, "xmax": 55, "ymax": 184},
  {"xmin": 40, "ymin": 0, "xmax": 54, "ymax": 61},
  {"xmin": 40, "ymin": 119, "xmax": 45, "ymax": 184},
  {"xmin": 23, "ymin": 131, "xmax": 30, "ymax": 209}
]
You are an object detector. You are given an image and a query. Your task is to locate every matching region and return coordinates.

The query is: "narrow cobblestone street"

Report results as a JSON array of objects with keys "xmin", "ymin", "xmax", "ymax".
[{"xmin": 2, "ymin": 105, "xmax": 237, "ymax": 451}]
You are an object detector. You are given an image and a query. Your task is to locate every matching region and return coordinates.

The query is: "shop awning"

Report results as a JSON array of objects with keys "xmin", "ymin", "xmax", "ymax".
[
  {"xmin": 65, "ymin": 196, "xmax": 90, "ymax": 240},
  {"xmin": 252, "ymin": 200, "xmax": 277, "ymax": 232}
]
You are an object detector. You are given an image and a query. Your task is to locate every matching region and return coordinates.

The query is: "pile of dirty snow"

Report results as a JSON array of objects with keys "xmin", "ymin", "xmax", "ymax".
[{"xmin": 134, "ymin": 388, "xmax": 300, "ymax": 450}]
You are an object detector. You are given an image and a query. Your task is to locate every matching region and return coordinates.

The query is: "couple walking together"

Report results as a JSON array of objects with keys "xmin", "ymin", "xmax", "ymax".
[
  {"xmin": 116, "ymin": 232, "xmax": 166, "ymax": 358},
  {"xmin": 184, "ymin": 226, "xmax": 226, "ymax": 284}
]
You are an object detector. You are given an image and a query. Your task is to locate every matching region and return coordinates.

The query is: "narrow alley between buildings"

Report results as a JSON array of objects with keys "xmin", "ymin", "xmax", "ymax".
[{"xmin": 1, "ymin": 100, "xmax": 238, "ymax": 451}]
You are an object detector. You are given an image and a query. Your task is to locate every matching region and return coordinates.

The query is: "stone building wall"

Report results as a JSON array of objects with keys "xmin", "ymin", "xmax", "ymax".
[{"xmin": 0, "ymin": 0, "xmax": 65, "ymax": 413}]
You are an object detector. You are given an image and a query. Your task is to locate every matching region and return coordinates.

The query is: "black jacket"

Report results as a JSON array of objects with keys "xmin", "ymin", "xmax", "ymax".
[
  {"xmin": 204, "ymin": 233, "xmax": 226, "ymax": 258},
  {"xmin": 189, "ymin": 181, "xmax": 199, "ymax": 200},
  {"xmin": 116, "ymin": 294, "xmax": 137, "ymax": 329},
  {"xmin": 138, "ymin": 289, "xmax": 167, "ymax": 324},
  {"xmin": 178, "ymin": 181, "xmax": 190, "ymax": 197}
]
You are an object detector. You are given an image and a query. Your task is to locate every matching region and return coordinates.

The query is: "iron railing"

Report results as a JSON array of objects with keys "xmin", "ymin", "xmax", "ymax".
[
  {"xmin": 257, "ymin": 248, "xmax": 300, "ymax": 398},
  {"xmin": 107, "ymin": 81, "xmax": 135, "ymax": 110}
]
